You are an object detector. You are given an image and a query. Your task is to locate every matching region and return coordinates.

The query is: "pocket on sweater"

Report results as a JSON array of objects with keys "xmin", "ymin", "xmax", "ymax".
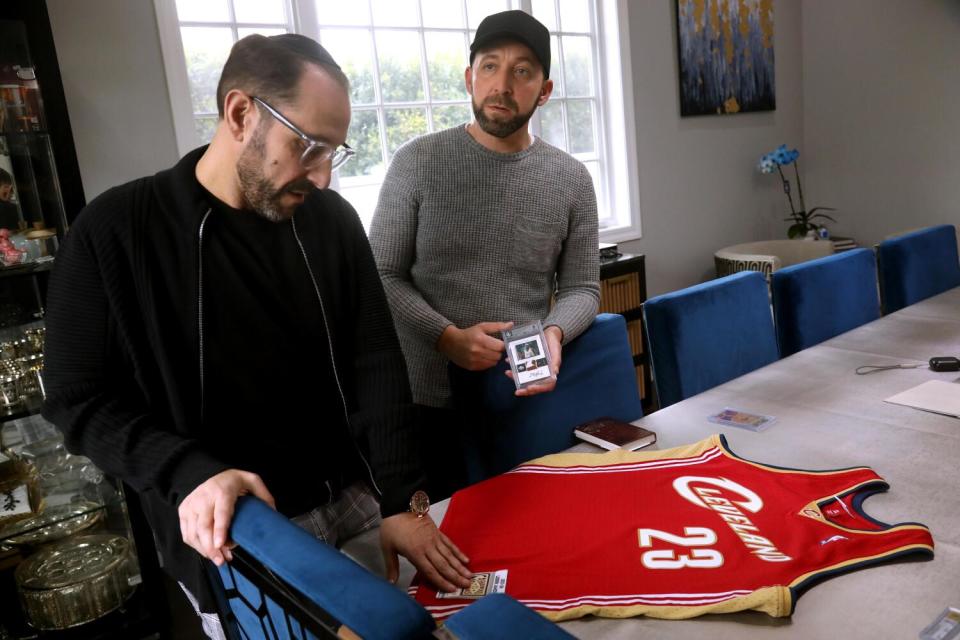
[{"xmin": 510, "ymin": 217, "xmax": 561, "ymax": 272}]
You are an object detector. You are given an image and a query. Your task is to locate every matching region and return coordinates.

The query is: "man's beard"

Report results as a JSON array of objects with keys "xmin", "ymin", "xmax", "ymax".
[
  {"xmin": 472, "ymin": 93, "xmax": 538, "ymax": 139},
  {"xmin": 236, "ymin": 121, "xmax": 312, "ymax": 222}
]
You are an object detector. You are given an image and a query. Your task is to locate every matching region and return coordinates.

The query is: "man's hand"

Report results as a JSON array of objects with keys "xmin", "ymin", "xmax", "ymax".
[
  {"xmin": 437, "ymin": 322, "xmax": 513, "ymax": 371},
  {"xmin": 178, "ymin": 469, "xmax": 275, "ymax": 566},
  {"xmin": 509, "ymin": 325, "xmax": 564, "ymax": 397},
  {"xmin": 380, "ymin": 512, "xmax": 472, "ymax": 592}
]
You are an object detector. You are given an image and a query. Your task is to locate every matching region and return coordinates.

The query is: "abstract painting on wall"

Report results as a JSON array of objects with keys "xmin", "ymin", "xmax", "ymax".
[{"xmin": 676, "ymin": 0, "xmax": 775, "ymax": 116}]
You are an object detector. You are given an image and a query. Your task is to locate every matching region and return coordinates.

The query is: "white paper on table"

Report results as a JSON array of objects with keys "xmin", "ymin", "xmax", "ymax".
[{"xmin": 884, "ymin": 380, "xmax": 960, "ymax": 418}]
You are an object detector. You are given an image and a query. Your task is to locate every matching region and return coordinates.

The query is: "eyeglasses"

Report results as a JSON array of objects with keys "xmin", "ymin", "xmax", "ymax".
[{"xmin": 252, "ymin": 96, "xmax": 355, "ymax": 171}]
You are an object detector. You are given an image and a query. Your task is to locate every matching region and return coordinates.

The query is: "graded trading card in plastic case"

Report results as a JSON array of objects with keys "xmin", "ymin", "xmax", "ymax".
[{"xmin": 502, "ymin": 320, "xmax": 554, "ymax": 390}]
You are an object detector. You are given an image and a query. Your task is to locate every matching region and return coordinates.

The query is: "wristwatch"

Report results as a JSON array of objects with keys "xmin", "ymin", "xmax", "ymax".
[{"xmin": 409, "ymin": 490, "xmax": 430, "ymax": 518}]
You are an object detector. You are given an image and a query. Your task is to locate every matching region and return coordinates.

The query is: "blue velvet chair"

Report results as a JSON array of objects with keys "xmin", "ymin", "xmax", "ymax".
[
  {"xmin": 771, "ymin": 248, "xmax": 880, "ymax": 357},
  {"xmin": 450, "ymin": 313, "xmax": 643, "ymax": 482},
  {"xmin": 209, "ymin": 496, "xmax": 572, "ymax": 639},
  {"xmin": 443, "ymin": 594, "xmax": 575, "ymax": 640},
  {"xmin": 643, "ymin": 271, "xmax": 779, "ymax": 408},
  {"xmin": 877, "ymin": 224, "xmax": 960, "ymax": 314}
]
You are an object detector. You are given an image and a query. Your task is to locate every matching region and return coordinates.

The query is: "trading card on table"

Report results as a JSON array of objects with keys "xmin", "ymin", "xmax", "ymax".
[
  {"xmin": 919, "ymin": 607, "xmax": 960, "ymax": 640},
  {"xmin": 502, "ymin": 321, "xmax": 554, "ymax": 390},
  {"xmin": 707, "ymin": 407, "xmax": 777, "ymax": 432},
  {"xmin": 436, "ymin": 570, "xmax": 508, "ymax": 599}
]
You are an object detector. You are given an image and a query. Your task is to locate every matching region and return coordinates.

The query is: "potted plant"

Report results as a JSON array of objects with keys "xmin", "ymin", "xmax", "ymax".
[{"xmin": 758, "ymin": 145, "xmax": 836, "ymax": 239}]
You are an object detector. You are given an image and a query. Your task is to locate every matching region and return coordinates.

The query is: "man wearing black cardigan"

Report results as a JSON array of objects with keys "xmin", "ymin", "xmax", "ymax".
[{"xmin": 42, "ymin": 34, "xmax": 470, "ymax": 637}]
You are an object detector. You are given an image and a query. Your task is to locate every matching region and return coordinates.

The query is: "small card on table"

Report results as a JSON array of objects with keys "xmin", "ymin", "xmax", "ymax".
[
  {"xmin": 707, "ymin": 408, "xmax": 776, "ymax": 432},
  {"xmin": 919, "ymin": 607, "xmax": 960, "ymax": 640}
]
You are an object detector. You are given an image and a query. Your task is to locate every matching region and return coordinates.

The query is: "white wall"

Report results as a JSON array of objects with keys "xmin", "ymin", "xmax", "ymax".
[
  {"xmin": 619, "ymin": 0, "xmax": 805, "ymax": 296},
  {"xmin": 801, "ymin": 0, "xmax": 960, "ymax": 248},
  {"xmin": 46, "ymin": 0, "xmax": 179, "ymax": 200}
]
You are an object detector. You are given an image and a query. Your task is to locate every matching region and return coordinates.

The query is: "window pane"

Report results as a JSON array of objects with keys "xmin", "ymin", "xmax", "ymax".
[
  {"xmin": 194, "ymin": 116, "xmax": 219, "ymax": 143},
  {"xmin": 233, "ymin": 0, "xmax": 285, "ymax": 24},
  {"xmin": 432, "ymin": 104, "xmax": 471, "ymax": 130},
  {"xmin": 583, "ymin": 160, "xmax": 608, "ymax": 226},
  {"xmin": 583, "ymin": 160, "xmax": 600, "ymax": 182},
  {"xmin": 531, "ymin": 0, "xmax": 558, "ymax": 31},
  {"xmin": 237, "ymin": 27, "xmax": 286, "ymax": 38},
  {"xmin": 176, "ymin": 0, "xmax": 229, "ymax": 22},
  {"xmin": 562, "ymin": 35, "xmax": 593, "ymax": 97},
  {"xmin": 320, "ymin": 29, "xmax": 377, "ymax": 104},
  {"xmin": 181, "ymin": 27, "xmax": 234, "ymax": 114},
  {"xmin": 466, "ymin": 0, "xmax": 509, "ymax": 30},
  {"xmin": 421, "ymin": 0, "xmax": 464, "ymax": 28},
  {"xmin": 371, "ymin": 0, "xmax": 419, "ymax": 27},
  {"xmin": 538, "ymin": 101, "xmax": 564, "ymax": 148},
  {"xmin": 338, "ymin": 182, "xmax": 382, "ymax": 230},
  {"xmin": 557, "ymin": 0, "xmax": 591, "ymax": 32},
  {"xmin": 385, "ymin": 108, "xmax": 428, "ymax": 159},
  {"xmin": 425, "ymin": 32, "xmax": 468, "ymax": 101},
  {"xmin": 549, "ymin": 35, "xmax": 563, "ymax": 96},
  {"xmin": 566, "ymin": 99, "xmax": 594, "ymax": 154},
  {"xmin": 340, "ymin": 110, "xmax": 383, "ymax": 178},
  {"xmin": 376, "ymin": 31, "xmax": 425, "ymax": 103},
  {"xmin": 315, "ymin": 0, "xmax": 370, "ymax": 26}
]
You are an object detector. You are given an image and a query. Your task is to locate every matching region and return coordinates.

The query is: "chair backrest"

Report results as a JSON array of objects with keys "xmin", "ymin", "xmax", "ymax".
[
  {"xmin": 209, "ymin": 497, "xmax": 572, "ymax": 640},
  {"xmin": 771, "ymin": 248, "xmax": 880, "ymax": 357},
  {"xmin": 450, "ymin": 313, "xmax": 642, "ymax": 482},
  {"xmin": 211, "ymin": 496, "xmax": 436, "ymax": 640},
  {"xmin": 442, "ymin": 593, "xmax": 575, "ymax": 640},
  {"xmin": 643, "ymin": 271, "xmax": 779, "ymax": 408},
  {"xmin": 877, "ymin": 224, "xmax": 960, "ymax": 313}
]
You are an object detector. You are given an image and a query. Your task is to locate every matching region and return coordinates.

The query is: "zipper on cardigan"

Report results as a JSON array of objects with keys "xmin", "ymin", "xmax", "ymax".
[
  {"xmin": 197, "ymin": 208, "xmax": 213, "ymax": 426},
  {"xmin": 291, "ymin": 218, "xmax": 383, "ymax": 499}
]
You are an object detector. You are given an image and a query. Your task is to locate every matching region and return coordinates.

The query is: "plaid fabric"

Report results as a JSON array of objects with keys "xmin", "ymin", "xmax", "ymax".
[
  {"xmin": 291, "ymin": 481, "xmax": 381, "ymax": 546},
  {"xmin": 179, "ymin": 580, "xmax": 228, "ymax": 640}
]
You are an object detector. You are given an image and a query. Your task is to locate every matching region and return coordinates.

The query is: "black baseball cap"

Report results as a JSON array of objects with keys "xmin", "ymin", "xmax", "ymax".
[{"xmin": 470, "ymin": 10, "xmax": 550, "ymax": 79}]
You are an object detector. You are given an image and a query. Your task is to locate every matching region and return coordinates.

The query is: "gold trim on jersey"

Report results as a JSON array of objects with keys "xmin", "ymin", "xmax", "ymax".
[
  {"xmin": 798, "ymin": 481, "xmax": 934, "ymax": 536},
  {"xmin": 533, "ymin": 585, "xmax": 792, "ymax": 621},
  {"xmin": 517, "ymin": 434, "xmax": 876, "ymax": 477},
  {"xmin": 787, "ymin": 543, "xmax": 934, "ymax": 589},
  {"xmin": 517, "ymin": 434, "xmax": 722, "ymax": 469}
]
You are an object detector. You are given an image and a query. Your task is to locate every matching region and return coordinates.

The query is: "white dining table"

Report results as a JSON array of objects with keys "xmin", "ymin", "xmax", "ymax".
[{"xmin": 343, "ymin": 286, "xmax": 960, "ymax": 639}]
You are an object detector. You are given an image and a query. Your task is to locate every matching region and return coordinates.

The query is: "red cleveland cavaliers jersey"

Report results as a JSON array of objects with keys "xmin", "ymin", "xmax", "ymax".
[{"xmin": 411, "ymin": 435, "xmax": 933, "ymax": 621}]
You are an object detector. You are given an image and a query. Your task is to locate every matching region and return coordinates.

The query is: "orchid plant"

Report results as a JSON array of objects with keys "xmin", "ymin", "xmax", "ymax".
[{"xmin": 759, "ymin": 145, "xmax": 836, "ymax": 239}]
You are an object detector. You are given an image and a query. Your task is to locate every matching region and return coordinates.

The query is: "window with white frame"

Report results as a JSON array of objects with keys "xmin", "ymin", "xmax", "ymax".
[{"xmin": 155, "ymin": 0, "xmax": 640, "ymax": 238}]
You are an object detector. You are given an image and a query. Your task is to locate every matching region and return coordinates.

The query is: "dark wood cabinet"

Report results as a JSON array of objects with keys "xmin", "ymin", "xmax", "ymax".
[{"xmin": 599, "ymin": 253, "xmax": 654, "ymax": 413}]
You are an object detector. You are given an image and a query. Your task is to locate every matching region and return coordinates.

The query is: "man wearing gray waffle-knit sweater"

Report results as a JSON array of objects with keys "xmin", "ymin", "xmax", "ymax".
[{"xmin": 369, "ymin": 10, "xmax": 599, "ymax": 412}]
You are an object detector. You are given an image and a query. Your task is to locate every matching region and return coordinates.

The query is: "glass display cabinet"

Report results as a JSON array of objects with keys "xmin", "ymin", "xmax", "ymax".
[
  {"xmin": 0, "ymin": 418, "xmax": 150, "ymax": 638},
  {"xmin": 0, "ymin": 11, "xmax": 167, "ymax": 639},
  {"xmin": 0, "ymin": 18, "xmax": 64, "ymax": 333}
]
